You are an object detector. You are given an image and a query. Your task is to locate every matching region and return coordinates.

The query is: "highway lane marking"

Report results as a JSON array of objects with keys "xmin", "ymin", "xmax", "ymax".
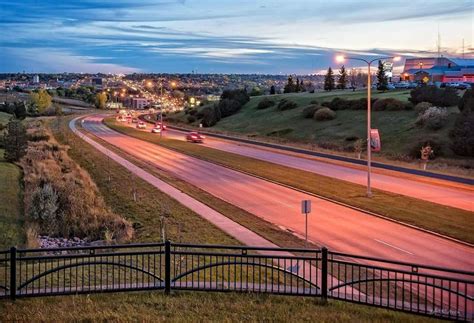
[{"xmin": 373, "ymin": 239, "xmax": 414, "ymax": 255}]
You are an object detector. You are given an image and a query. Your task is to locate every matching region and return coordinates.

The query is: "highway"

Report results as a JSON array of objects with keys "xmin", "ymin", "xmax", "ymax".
[
  {"xmin": 80, "ymin": 115, "xmax": 474, "ymax": 271},
  {"xmin": 135, "ymin": 120, "xmax": 473, "ymax": 212}
]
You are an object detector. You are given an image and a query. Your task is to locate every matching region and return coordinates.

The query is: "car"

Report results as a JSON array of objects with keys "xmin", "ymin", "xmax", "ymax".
[
  {"xmin": 155, "ymin": 122, "xmax": 167, "ymax": 130},
  {"xmin": 131, "ymin": 117, "xmax": 138, "ymax": 123},
  {"xmin": 151, "ymin": 127, "xmax": 161, "ymax": 133},
  {"xmin": 186, "ymin": 132, "xmax": 205, "ymax": 143},
  {"xmin": 136, "ymin": 121, "xmax": 147, "ymax": 129}
]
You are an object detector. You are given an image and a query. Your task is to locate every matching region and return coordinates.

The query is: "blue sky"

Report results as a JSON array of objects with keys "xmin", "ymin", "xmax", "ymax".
[{"xmin": 0, "ymin": 0, "xmax": 472, "ymax": 73}]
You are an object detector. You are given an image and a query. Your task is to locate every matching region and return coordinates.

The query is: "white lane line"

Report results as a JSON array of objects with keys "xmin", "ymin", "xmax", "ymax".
[{"xmin": 373, "ymin": 238, "xmax": 414, "ymax": 255}]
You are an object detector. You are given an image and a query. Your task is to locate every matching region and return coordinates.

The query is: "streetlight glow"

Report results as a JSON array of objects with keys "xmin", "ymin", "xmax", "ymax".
[{"xmin": 336, "ymin": 55, "xmax": 345, "ymax": 63}]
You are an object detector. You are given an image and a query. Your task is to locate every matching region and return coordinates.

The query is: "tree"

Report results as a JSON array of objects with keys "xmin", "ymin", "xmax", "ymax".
[
  {"xmin": 3, "ymin": 119, "xmax": 28, "ymax": 162},
  {"xmin": 29, "ymin": 89, "xmax": 52, "ymax": 113},
  {"xmin": 295, "ymin": 78, "xmax": 301, "ymax": 92},
  {"xmin": 95, "ymin": 92, "xmax": 108, "ymax": 109},
  {"xmin": 376, "ymin": 60, "xmax": 388, "ymax": 91},
  {"xmin": 270, "ymin": 85, "xmax": 276, "ymax": 95},
  {"xmin": 324, "ymin": 67, "xmax": 335, "ymax": 91},
  {"xmin": 337, "ymin": 65, "xmax": 348, "ymax": 90},
  {"xmin": 29, "ymin": 183, "xmax": 59, "ymax": 232},
  {"xmin": 13, "ymin": 102, "xmax": 27, "ymax": 120},
  {"xmin": 284, "ymin": 76, "xmax": 296, "ymax": 93}
]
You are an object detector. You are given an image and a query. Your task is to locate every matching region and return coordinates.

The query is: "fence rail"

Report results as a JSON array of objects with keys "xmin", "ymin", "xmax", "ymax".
[{"xmin": 0, "ymin": 242, "xmax": 472, "ymax": 321}]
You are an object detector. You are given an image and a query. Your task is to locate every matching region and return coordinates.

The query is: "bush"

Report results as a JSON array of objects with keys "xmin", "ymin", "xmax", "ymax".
[
  {"xmin": 415, "ymin": 107, "xmax": 449, "ymax": 130},
  {"xmin": 201, "ymin": 106, "xmax": 220, "ymax": 127},
  {"xmin": 458, "ymin": 86, "xmax": 474, "ymax": 113},
  {"xmin": 29, "ymin": 183, "xmax": 59, "ymax": 232},
  {"xmin": 314, "ymin": 107, "xmax": 336, "ymax": 121},
  {"xmin": 450, "ymin": 112, "xmax": 474, "ymax": 156},
  {"xmin": 277, "ymin": 99, "xmax": 298, "ymax": 111},
  {"xmin": 373, "ymin": 98, "xmax": 405, "ymax": 111},
  {"xmin": 187, "ymin": 116, "xmax": 196, "ymax": 123},
  {"xmin": 220, "ymin": 89, "xmax": 250, "ymax": 106},
  {"xmin": 301, "ymin": 105, "xmax": 321, "ymax": 118},
  {"xmin": 189, "ymin": 109, "xmax": 197, "ymax": 116},
  {"xmin": 404, "ymin": 102, "xmax": 414, "ymax": 110},
  {"xmin": 257, "ymin": 98, "xmax": 275, "ymax": 109},
  {"xmin": 27, "ymin": 131, "xmax": 50, "ymax": 142},
  {"xmin": 409, "ymin": 85, "xmax": 459, "ymax": 106},
  {"xmin": 408, "ymin": 138, "xmax": 443, "ymax": 159},
  {"xmin": 414, "ymin": 102, "xmax": 433, "ymax": 114}
]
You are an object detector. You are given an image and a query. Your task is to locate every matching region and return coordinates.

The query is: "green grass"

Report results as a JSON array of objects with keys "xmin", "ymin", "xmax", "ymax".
[
  {"xmin": 0, "ymin": 149, "xmax": 24, "ymax": 249},
  {"xmin": 106, "ymin": 118, "xmax": 474, "ymax": 244},
  {"xmin": 0, "ymin": 291, "xmax": 437, "ymax": 322},
  {"xmin": 0, "ymin": 111, "xmax": 12, "ymax": 124}
]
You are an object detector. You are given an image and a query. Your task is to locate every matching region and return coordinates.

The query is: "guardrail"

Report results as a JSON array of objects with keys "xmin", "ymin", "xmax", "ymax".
[{"xmin": 1, "ymin": 242, "xmax": 472, "ymax": 321}]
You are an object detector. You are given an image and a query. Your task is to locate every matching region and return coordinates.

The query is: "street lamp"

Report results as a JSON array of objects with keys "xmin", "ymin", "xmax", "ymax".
[{"xmin": 335, "ymin": 54, "xmax": 401, "ymax": 197}]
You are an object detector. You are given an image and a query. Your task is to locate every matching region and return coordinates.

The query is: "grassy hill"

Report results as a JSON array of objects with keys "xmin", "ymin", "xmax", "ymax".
[{"xmin": 174, "ymin": 90, "xmax": 467, "ymax": 164}]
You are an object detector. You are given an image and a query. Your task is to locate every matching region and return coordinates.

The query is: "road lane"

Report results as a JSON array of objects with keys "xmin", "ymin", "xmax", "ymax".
[
  {"xmin": 84, "ymin": 116, "xmax": 474, "ymax": 271},
  {"xmin": 136, "ymin": 123, "xmax": 473, "ymax": 211}
]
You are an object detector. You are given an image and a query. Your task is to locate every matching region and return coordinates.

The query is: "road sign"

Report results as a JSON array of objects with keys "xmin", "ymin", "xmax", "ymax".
[
  {"xmin": 370, "ymin": 129, "xmax": 381, "ymax": 152},
  {"xmin": 301, "ymin": 200, "xmax": 311, "ymax": 248},
  {"xmin": 301, "ymin": 200, "xmax": 311, "ymax": 214}
]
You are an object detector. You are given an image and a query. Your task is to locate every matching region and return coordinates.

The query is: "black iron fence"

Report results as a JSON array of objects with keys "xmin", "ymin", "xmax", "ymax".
[{"xmin": 0, "ymin": 242, "xmax": 472, "ymax": 321}]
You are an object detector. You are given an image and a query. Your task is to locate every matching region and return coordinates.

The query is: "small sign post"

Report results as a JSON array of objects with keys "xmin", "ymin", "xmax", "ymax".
[{"xmin": 301, "ymin": 200, "xmax": 312, "ymax": 248}]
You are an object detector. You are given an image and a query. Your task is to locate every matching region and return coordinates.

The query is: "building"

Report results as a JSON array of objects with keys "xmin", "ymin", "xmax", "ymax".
[
  {"xmin": 33, "ymin": 75, "xmax": 39, "ymax": 83},
  {"xmin": 401, "ymin": 57, "xmax": 474, "ymax": 83}
]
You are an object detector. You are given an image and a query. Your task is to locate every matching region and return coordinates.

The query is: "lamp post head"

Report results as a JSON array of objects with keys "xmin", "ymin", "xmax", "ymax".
[
  {"xmin": 393, "ymin": 56, "xmax": 401, "ymax": 62},
  {"xmin": 336, "ymin": 55, "xmax": 345, "ymax": 63}
]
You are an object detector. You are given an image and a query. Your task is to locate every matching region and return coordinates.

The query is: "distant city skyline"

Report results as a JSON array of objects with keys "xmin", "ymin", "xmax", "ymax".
[{"xmin": 0, "ymin": 0, "xmax": 472, "ymax": 74}]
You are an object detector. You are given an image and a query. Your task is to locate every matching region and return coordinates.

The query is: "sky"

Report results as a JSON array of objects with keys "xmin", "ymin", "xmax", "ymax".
[{"xmin": 0, "ymin": 0, "xmax": 473, "ymax": 74}]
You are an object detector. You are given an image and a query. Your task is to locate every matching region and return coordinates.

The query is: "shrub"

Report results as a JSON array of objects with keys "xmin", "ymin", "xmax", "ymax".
[
  {"xmin": 404, "ymin": 102, "xmax": 414, "ymax": 110},
  {"xmin": 217, "ymin": 99, "xmax": 241, "ymax": 118},
  {"xmin": 414, "ymin": 102, "xmax": 433, "ymax": 114},
  {"xmin": 187, "ymin": 116, "xmax": 196, "ymax": 123},
  {"xmin": 189, "ymin": 109, "xmax": 197, "ymax": 116},
  {"xmin": 450, "ymin": 112, "xmax": 474, "ymax": 156},
  {"xmin": 409, "ymin": 85, "xmax": 459, "ymax": 106},
  {"xmin": 458, "ymin": 86, "xmax": 474, "ymax": 113},
  {"xmin": 310, "ymin": 100, "xmax": 318, "ymax": 104},
  {"xmin": 408, "ymin": 138, "xmax": 443, "ymax": 159},
  {"xmin": 29, "ymin": 183, "xmax": 59, "ymax": 232},
  {"xmin": 322, "ymin": 97, "xmax": 350, "ymax": 110},
  {"xmin": 220, "ymin": 89, "xmax": 250, "ymax": 106},
  {"xmin": 257, "ymin": 98, "xmax": 275, "ymax": 109},
  {"xmin": 301, "ymin": 105, "xmax": 321, "ymax": 118},
  {"xmin": 415, "ymin": 107, "xmax": 449, "ymax": 130},
  {"xmin": 373, "ymin": 98, "xmax": 405, "ymax": 111},
  {"xmin": 27, "ymin": 131, "xmax": 50, "ymax": 142},
  {"xmin": 277, "ymin": 99, "xmax": 298, "ymax": 111},
  {"xmin": 314, "ymin": 107, "xmax": 336, "ymax": 121},
  {"xmin": 201, "ymin": 105, "xmax": 220, "ymax": 127}
]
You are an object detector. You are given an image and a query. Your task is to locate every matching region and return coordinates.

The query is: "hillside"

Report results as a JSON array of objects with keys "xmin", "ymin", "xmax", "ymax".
[{"xmin": 174, "ymin": 90, "xmax": 467, "ymax": 164}]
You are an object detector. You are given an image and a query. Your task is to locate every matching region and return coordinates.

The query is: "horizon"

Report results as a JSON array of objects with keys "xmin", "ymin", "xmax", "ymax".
[{"xmin": 0, "ymin": 0, "xmax": 473, "ymax": 74}]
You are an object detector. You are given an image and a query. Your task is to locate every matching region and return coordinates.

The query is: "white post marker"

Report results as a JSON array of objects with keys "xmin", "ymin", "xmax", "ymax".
[{"xmin": 301, "ymin": 200, "xmax": 311, "ymax": 248}]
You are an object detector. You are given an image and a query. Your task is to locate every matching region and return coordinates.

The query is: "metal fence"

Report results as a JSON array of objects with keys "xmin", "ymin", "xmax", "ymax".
[{"xmin": 0, "ymin": 242, "xmax": 472, "ymax": 321}]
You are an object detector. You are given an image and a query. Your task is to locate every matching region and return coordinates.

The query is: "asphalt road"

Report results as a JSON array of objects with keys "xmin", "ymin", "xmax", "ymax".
[
  {"xmin": 136, "ymin": 121, "xmax": 473, "ymax": 212},
  {"xmin": 82, "ymin": 115, "xmax": 474, "ymax": 271}
]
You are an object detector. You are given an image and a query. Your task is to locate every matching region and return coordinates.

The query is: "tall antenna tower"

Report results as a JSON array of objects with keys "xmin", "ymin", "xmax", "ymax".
[
  {"xmin": 437, "ymin": 27, "xmax": 441, "ymax": 57},
  {"xmin": 462, "ymin": 38, "xmax": 465, "ymax": 59}
]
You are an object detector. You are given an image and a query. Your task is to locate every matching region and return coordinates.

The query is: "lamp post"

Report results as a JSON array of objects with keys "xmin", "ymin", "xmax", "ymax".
[{"xmin": 336, "ymin": 55, "xmax": 400, "ymax": 197}]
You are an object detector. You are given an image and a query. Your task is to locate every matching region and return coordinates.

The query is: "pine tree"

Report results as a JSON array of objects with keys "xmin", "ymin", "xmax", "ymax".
[
  {"xmin": 3, "ymin": 119, "xmax": 28, "ymax": 162},
  {"xmin": 337, "ymin": 65, "xmax": 348, "ymax": 89},
  {"xmin": 270, "ymin": 85, "xmax": 276, "ymax": 95},
  {"xmin": 324, "ymin": 67, "xmax": 335, "ymax": 91},
  {"xmin": 295, "ymin": 78, "xmax": 301, "ymax": 92},
  {"xmin": 284, "ymin": 76, "xmax": 295, "ymax": 93},
  {"xmin": 376, "ymin": 60, "xmax": 388, "ymax": 91}
]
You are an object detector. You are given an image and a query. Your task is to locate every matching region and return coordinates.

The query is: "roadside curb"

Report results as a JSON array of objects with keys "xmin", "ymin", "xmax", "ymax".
[
  {"xmin": 111, "ymin": 117, "xmax": 474, "ymax": 248},
  {"xmin": 162, "ymin": 122, "xmax": 474, "ymax": 186}
]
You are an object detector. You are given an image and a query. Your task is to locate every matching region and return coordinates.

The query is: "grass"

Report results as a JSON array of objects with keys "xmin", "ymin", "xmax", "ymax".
[
  {"xmin": 0, "ymin": 149, "xmax": 24, "ymax": 249},
  {"xmin": 172, "ymin": 90, "xmax": 472, "ymax": 170},
  {"xmin": 105, "ymin": 118, "xmax": 474, "ymax": 244},
  {"xmin": 0, "ymin": 291, "xmax": 438, "ymax": 322},
  {"xmin": 0, "ymin": 111, "xmax": 13, "ymax": 124}
]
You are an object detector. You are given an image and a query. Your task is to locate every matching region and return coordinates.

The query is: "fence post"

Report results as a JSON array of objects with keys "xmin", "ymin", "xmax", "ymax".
[
  {"xmin": 10, "ymin": 247, "xmax": 17, "ymax": 300},
  {"xmin": 165, "ymin": 240, "xmax": 171, "ymax": 294},
  {"xmin": 321, "ymin": 247, "xmax": 328, "ymax": 303}
]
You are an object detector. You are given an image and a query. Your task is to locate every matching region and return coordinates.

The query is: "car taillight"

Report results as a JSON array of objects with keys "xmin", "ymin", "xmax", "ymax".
[{"xmin": 191, "ymin": 135, "xmax": 197, "ymax": 139}]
